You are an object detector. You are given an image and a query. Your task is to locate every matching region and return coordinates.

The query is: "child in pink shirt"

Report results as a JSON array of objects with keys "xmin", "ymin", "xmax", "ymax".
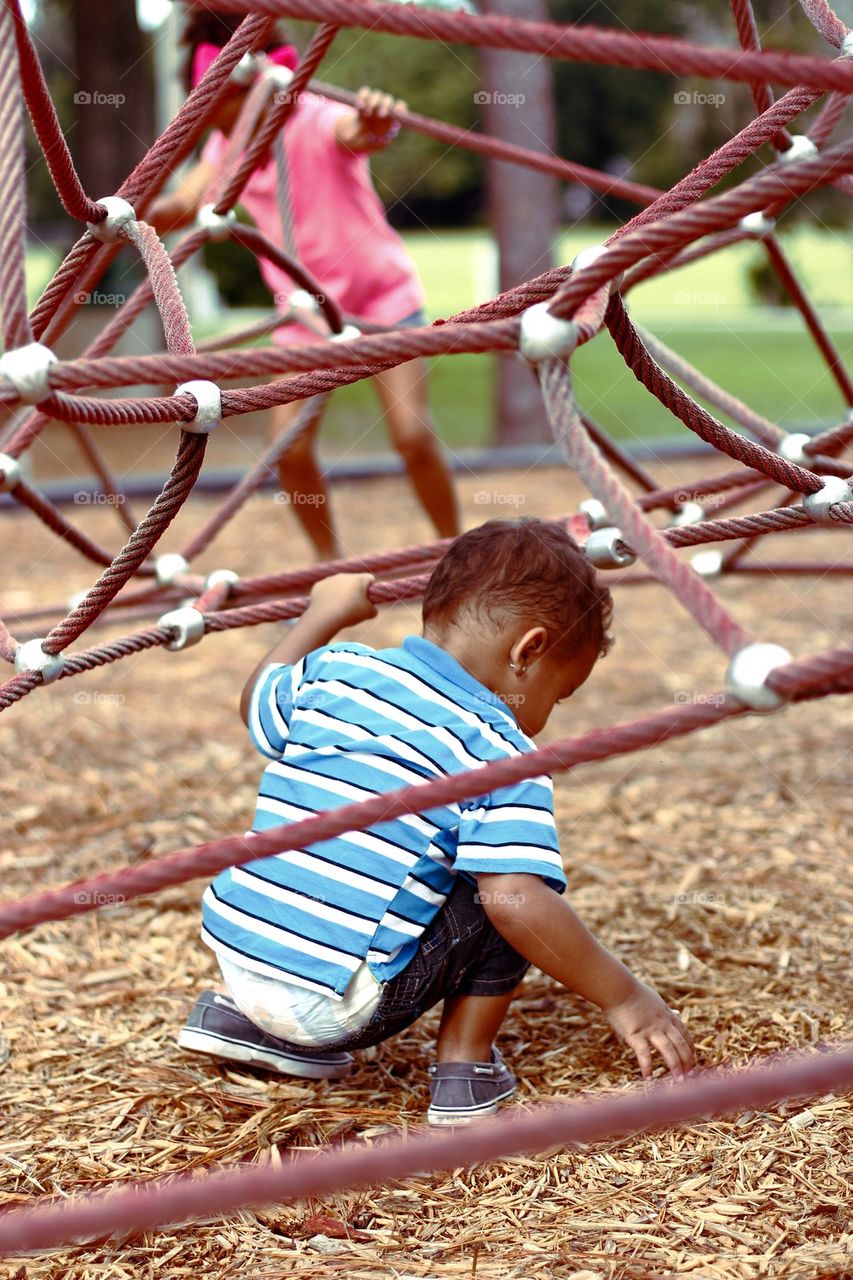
[
  {"xmin": 152, "ymin": 10, "xmax": 459, "ymax": 559},
  {"xmin": 200, "ymin": 92, "xmax": 425, "ymax": 344}
]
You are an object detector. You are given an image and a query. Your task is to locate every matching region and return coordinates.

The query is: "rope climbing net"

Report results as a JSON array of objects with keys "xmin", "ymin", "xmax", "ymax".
[{"xmin": 0, "ymin": 0, "xmax": 852, "ymax": 1253}]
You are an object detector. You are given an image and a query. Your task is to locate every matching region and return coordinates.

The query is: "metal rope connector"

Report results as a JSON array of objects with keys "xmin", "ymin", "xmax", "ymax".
[
  {"xmin": 0, "ymin": 343, "xmax": 57, "ymax": 404},
  {"xmin": 204, "ymin": 569, "xmax": 240, "ymax": 596},
  {"xmin": 86, "ymin": 196, "xmax": 137, "ymax": 243},
  {"xmin": 14, "ymin": 638, "xmax": 64, "ymax": 685},
  {"xmin": 739, "ymin": 211, "xmax": 775, "ymax": 238},
  {"xmin": 196, "ymin": 204, "xmax": 238, "ymax": 242},
  {"xmin": 578, "ymin": 498, "xmax": 609, "ymax": 530},
  {"xmin": 158, "ymin": 606, "xmax": 206, "ymax": 652},
  {"xmin": 802, "ymin": 476, "xmax": 853, "ymax": 523},
  {"xmin": 691, "ymin": 550, "xmax": 723, "ymax": 578},
  {"xmin": 519, "ymin": 302, "xmax": 579, "ymax": 364},
  {"xmin": 0, "ymin": 453, "xmax": 23, "ymax": 492},
  {"xmin": 572, "ymin": 243, "xmax": 623, "ymax": 291},
  {"xmin": 584, "ymin": 526, "xmax": 636, "ymax": 569},
  {"xmin": 725, "ymin": 642, "xmax": 792, "ymax": 711},
  {"xmin": 777, "ymin": 432, "xmax": 812, "ymax": 465},
  {"xmin": 231, "ymin": 52, "xmax": 259, "ymax": 85},
  {"xmin": 155, "ymin": 553, "xmax": 191, "ymax": 587},
  {"xmin": 175, "ymin": 381, "xmax": 222, "ymax": 435},
  {"xmin": 776, "ymin": 136, "xmax": 818, "ymax": 166},
  {"xmin": 288, "ymin": 289, "xmax": 321, "ymax": 312},
  {"xmin": 670, "ymin": 501, "xmax": 705, "ymax": 527}
]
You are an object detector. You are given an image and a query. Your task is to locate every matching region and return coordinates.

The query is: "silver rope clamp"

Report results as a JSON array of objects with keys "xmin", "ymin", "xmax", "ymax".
[
  {"xmin": 670, "ymin": 501, "xmax": 705, "ymax": 527},
  {"xmin": 578, "ymin": 498, "xmax": 609, "ymax": 530},
  {"xmin": 14, "ymin": 638, "xmax": 64, "ymax": 685},
  {"xmin": 725, "ymin": 642, "xmax": 792, "ymax": 711},
  {"xmin": 196, "ymin": 204, "xmax": 237, "ymax": 242},
  {"xmin": 264, "ymin": 62, "xmax": 295, "ymax": 93},
  {"xmin": 331, "ymin": 324, "xmax": 362, "ymax": 343},
  {"xmin": 572, "ymin": 243, "xmax": 624, "ymax": 292},
  {"xmin": 231, "ymin": 52, "xmax": 259, "ymax": 86},
  {"xmin": 175, "ymin": 380, "xmax": 222, "ymax": 434},
  {"xmin": 585, "ymin": 526, "xmax": 637, "ymax": 569},
  {"xmin": 802, "ymin": 476, "xmax": 853, "ymax": 523},
  {"xmin": 87, "ymin": 196, "xmax": 137, "ymax": 243},
  {"xmin": 519, "ymin": 302, "xmax": 579, "ymax": 364},
  {"xmin": 777, "ymin": 432, "xmax": 812, "ymax": 465},
  {"xmin": 0, "ymin": 453, "xmax": 23, "ymax": 492},
  {"xmin": 841, "ymin": 31, "xmax": 853, "ymax": 57},
  {"xmin": 155, "ymin": 553, "xmax": 190, "ymax": 587},
  {"xmin": 739, "ymin": 212, "xmax": 775, "ymax": 238},
  {"xmin": 205, "ymin": 568, "xmax": 240, "ymax": 596},
  {"xmin": 0, "ymin": 343, "xmax": 57, "ymax": 404},
  {"xmin": 691, "ymin": 550, "xmax": 723, "ymax": 578},
  {"xmin": 288, "ymin": 289, "xmax": 320, "ymax": 312},
  {"xmin": 777, "ymin": 136, "xmax": 818, "ymax": 166},
  {"xmin": 67, "ymin": 588, "xmax": 90, "ymax": 611},
  {"xmin": 158, "ymin": 606, "xmax": 205, "ymax": 651}
]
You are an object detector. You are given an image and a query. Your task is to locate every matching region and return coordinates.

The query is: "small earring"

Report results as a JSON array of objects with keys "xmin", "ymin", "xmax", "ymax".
[{"xmin": 509, "ymin": 661, "xmax": 516, "ymax": 670}]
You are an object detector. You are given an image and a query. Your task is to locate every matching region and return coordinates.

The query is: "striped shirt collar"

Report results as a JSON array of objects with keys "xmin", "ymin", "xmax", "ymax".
[{"xmin": 402, "ymin": 636, "xmax": 515, "ymax": 722}]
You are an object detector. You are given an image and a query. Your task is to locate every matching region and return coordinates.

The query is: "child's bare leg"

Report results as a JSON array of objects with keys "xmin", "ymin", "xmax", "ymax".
[
  {"xmin": 269, "ymin": 400, "xmax": 341, "ymax": 561},
  {"xmin": 372, "ymin": 359, "xmax": 460, "ymax": 540},
  {"xmin": 435, "ymin": 988, "xmax": 518, "ymax": 1063}
]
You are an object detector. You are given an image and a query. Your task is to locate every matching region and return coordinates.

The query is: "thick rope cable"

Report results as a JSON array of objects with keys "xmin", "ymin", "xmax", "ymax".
[
  {"xmin": 539, "ymin": 358, "xmax": 752, "ymax": 656},
  {"xmin": 606, "ymin": 297, "xmax": 826, "ymax": 495},
  {"xmin": 0, "ymin": 1, "xmax": 31, "ymax": 351},
  {"xmin": 215, "ymin": 0, "xmax": 853, "ymax": 95},
  {"xmin": 0, "ymin": 1043, "xmax": 851, "ymax": 1255}
]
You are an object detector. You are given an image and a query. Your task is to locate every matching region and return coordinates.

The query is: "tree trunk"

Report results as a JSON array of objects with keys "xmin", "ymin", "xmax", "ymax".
[
  {"xmin": 479, "ymin": 0, "xmax": 559, "ymax": 446},
  {"xmin": 70, "ymin": 0, "xmax": 154, "ymax": 199}
]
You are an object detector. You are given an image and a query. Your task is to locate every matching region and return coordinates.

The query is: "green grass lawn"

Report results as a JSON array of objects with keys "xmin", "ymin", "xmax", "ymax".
[{"xmin": 25, "ymin": 225, "xmax": 852, "ymax": 450}]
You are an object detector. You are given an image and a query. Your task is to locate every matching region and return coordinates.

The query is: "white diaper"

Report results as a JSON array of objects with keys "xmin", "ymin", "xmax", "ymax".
[{"xmin": 217, "ymin": 954, "xmax": 382, "ymax": 1046}]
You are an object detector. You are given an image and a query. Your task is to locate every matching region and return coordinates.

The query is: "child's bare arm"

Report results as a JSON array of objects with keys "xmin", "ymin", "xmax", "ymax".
[
  {"xmin": 239, "ymin": 574, "xmax": 376, "ymax": 724},
  {"xmin": 476, "ymin": 872, "xmax": 695, "ymax": 1079}
]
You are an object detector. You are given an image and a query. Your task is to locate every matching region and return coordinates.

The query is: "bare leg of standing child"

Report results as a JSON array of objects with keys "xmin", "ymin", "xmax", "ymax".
[
  {"xmin": 372, "ymin": 358, "xmax": 460, "ymax": 540},
  {"xmin": 270, "ymin": 398, "xmax": 342, "ymax": 562},
  {"xmin": 272, "ymin": 358, "xmax": 459, "ymax": 558}
]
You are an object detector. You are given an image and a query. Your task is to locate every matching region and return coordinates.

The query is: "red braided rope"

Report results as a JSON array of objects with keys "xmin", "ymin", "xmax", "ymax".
[
  {"xmin": 216, "ymin": 0, "xmax": 853, "ymax": 94},
  {"xmin": 0, "ymin": 2, "xmax": 31, "ymax": 350},
  {"xmin": 0, "ymin": 1043, "xmax": 850, "ymax": 1255}
]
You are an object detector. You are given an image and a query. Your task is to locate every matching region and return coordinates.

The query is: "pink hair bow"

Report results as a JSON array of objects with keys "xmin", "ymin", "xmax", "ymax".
[{"xmin": 191, "ymin": 42, "xmax": 299, "ymax": 90}]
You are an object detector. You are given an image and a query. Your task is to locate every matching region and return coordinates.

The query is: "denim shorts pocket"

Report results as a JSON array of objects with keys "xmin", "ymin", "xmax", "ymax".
[{"xmin": 419, "ymin": 917, "xmax": 451, "ymax": 957}]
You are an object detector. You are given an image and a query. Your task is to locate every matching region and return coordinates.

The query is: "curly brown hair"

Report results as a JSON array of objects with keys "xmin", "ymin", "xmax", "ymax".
[{"xmin": 422, "ymin": 518, "xmax": 614, "ymax": 660}]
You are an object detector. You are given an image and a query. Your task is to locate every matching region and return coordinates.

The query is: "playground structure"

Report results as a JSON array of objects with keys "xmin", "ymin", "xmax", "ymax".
[{"xmin": 0, "ymin": 0, "xmax": 852, "ymax": 1265}]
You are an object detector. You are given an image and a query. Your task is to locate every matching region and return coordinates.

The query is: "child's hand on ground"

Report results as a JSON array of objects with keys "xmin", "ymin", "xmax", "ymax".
[
  {"xmin": 604, "ymin": 981, "xmax": 695, "ymax": 1080},
  {"xmin": 308, "ymin": 573, "xmax": 377, "ymax": 628}
]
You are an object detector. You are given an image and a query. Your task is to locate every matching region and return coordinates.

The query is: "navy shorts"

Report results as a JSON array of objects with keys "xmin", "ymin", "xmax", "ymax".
[{"xmin": 261, "ymin": 876, "xmax": 530, "ymax": 1057}]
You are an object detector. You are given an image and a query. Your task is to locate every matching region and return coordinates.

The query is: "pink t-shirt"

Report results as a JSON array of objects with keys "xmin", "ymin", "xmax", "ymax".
[{"xmin": 202, "ymin": 94, "xmax": 424, "ymax": 342}]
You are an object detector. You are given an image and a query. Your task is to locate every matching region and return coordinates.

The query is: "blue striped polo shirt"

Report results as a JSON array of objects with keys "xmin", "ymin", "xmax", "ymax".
[{"xmin": 201, "ymin": 637, "xmax": 566, "ymax": 996}]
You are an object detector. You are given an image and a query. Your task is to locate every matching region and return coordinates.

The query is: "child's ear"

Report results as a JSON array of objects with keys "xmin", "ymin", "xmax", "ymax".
[{"xmin": 516, "ymin": 626, "xmax": 549, "ymax": 666}]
